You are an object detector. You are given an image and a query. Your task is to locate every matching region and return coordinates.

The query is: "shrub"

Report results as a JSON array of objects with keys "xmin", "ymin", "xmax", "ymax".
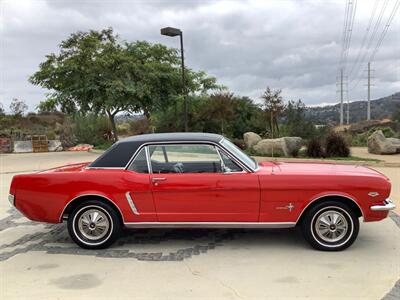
[
  {"xmin": 230, "ymin": 138, "xmax": 246, "ymax": 150},
  {"xmin": 351, "ymin": 132, "xmax": 368, "ymax": 146},
  {"xmin": 289, "ymin": 147, "xmax": 299, "ymax": 158},
  {"xmin": 380, "ymin": 127, "xmax": 397, "ymax": 138},
  {"xmin": 306, "ymin": 138, "xmax": 324, "ymax": 158},
  {"xmin": 73, "ymin": 114, "xmax": 112, "ymax": 146},
  {"xmin": 129, "ymin": 118, "xmax": 150, "ymax": 135},
  {"xmin": 325, "ymin": 132, "xmax": 350, "ymax": 157}
]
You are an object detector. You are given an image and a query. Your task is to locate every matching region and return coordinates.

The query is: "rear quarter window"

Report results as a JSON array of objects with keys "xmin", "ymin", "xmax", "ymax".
[{"xmin": 89, "ymin": 142, "xmax": 138, "ymax": 168}]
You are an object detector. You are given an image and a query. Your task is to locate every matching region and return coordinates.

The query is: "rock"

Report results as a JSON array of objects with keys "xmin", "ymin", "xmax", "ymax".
[
  {"xmin": 253, "ymin": 138, "xmax": 286, "ymax": 156},
  {"xmin": 283, "ymin": 137, "xmax": 302, "ymax": 156},
  {"xmin": 252, "ymin": 137, "xmax": 302, "ymax": 156},
  {"xmin": 243, "ymin": 132, "xmax": 262, "ymax": 148},
  {"xmin": 387, "ymin": 137, "xmax": 400, "ymax": 146},
  {"xmin": 48, "ymin": 140, "xmax": 63, "ymax": 152},
  {"xmin": 367, "ymin": 130, "xmax": 400, "ymax": 154}
]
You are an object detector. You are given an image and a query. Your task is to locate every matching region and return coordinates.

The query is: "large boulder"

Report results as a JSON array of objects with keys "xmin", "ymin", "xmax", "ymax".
[
  {"xmin": 367, "ymin": 130, "xmax": 400, "ymax": 154},
  {"xmin": 252, "ymin": 137, "xmax": 302, "ymax": 156},
  {"xmin": 284, "ymin": 137, "xmax": 302, "ymax": 156},
  {"xmin": 243, "ymin": 132, "xmax": 262, "ymax": 148},
  {"xmin": 253, "ymin": 138, "xmax": 286, "ymax": 156},
  {"xmin": 48, "ymin": 140, "xmax": 63, "ymax": 152}
]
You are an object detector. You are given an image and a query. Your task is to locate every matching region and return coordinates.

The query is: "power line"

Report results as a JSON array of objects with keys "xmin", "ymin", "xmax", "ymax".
[
  {"xmin": 349, "ymin": 0, "xmax": 398, "ymax": 90},
  {"xmin": 369, "ymin": 0, "xmax": 400, "ymax": 61},
  {"xmin": 343, "ymin": 0, "xmax": 358, "ymax": 71},
  {"xmin": 348, "ymin": 0, "xmax": 389, "ymax": 88},
  {"xmin": 338, "ymin": 0, "xmax": 351, "ymax": 73},
  {"xmin": 347, "ymin": 0, "xmax": 379, "ymax": 77}
]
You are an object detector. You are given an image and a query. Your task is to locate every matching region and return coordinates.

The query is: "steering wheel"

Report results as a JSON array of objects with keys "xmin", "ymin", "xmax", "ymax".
[{"xmin": 172, "ymin": 162, "xmax": 184, "ymax": 173}]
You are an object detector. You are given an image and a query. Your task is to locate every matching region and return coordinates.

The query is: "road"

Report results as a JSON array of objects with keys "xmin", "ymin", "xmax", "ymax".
[{"xmin": 0, "ymin": 152, "xmax": 399, "ymax": 300}]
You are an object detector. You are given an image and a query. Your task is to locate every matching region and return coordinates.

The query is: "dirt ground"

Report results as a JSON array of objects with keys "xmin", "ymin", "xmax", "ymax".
[{"xmin": 0, "ymin": 151, "xmax": 399, "ymax": 300}]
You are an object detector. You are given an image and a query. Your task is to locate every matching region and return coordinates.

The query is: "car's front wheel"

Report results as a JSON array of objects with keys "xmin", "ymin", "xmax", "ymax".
[
  {"xmin": 301, "ymin": 201, "xmax": 359, "ymax": 251},
  {"xmin": 67, "ymin": 200, "xmax": 121, "ymax": 249}
]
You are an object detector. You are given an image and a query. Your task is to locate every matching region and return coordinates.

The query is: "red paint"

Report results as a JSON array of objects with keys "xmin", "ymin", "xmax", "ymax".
[{"xmin": 10, "ymin": 161, "xmax": 391, "ymax": 224}]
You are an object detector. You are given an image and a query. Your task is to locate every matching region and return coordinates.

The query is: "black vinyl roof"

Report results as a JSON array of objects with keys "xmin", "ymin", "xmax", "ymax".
[
  {"xmin": 119, "ymin": 132, "xmax": 223, "ymax": 144},
  {"xmin": 89, "ymin": 132, "xmax": 224, "ymax": 168}
]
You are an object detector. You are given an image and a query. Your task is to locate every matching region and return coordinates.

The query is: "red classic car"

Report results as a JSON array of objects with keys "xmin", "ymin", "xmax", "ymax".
[{"xmin": 9, "ymin": 133, "xmax": 395, "ymax": 250}]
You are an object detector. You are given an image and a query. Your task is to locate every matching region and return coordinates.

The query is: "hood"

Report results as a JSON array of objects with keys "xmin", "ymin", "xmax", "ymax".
[{"xmin": 259, "ymin": 161, "xmax": 388, "ymax": 179}]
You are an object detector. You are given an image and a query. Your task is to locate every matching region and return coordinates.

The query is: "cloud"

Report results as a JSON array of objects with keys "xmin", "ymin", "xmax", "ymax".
[{"xmin": 1, "ymin": 0, "xmax": 399, "ymax": 112}]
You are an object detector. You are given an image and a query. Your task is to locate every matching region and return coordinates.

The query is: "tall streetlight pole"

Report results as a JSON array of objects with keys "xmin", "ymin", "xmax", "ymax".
[{"xmin": 161, "ymin": 27, "xmax": 188, "ymax": 132}]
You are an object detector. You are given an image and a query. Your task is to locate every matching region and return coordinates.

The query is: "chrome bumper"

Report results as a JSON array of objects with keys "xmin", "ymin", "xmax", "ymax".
[
  {"xmin": 370, "ymin": 199, "xmax": 396, "ymax": 211},
  {"xmin": 8, "ymin": 194, "xmax": 15, "ymax": 206}
]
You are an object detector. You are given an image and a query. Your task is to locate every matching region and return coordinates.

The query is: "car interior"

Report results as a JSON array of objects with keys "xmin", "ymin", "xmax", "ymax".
[{"xmin": 128, "ymin": 144, "xmax": 243, "ymax": 174}]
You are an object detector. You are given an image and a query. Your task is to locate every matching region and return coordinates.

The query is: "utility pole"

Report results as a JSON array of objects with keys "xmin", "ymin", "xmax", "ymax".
[
  {"xmin": 340, "ymin": 68, "xmax": 344, "ymax": 125},
  {"xmin": 367, "ymin": 62, "xmax": 371, "ymax": 121}
]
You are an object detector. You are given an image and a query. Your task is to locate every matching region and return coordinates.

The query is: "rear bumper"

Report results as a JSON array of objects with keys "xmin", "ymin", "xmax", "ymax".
[{"xmin": 370, "ymin": 199, "xmax": 396, "ymax": 211}]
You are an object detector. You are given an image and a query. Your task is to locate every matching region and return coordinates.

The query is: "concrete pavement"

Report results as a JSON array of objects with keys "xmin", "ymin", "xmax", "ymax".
[{"xmin": 0, "ymin": 152, "xmax": 399, "ymax": 299}]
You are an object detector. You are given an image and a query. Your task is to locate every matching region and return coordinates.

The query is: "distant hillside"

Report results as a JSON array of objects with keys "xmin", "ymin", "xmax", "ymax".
[{"xmin": 305, "ymin": 92, "xmax": 400, "ymax": 125}]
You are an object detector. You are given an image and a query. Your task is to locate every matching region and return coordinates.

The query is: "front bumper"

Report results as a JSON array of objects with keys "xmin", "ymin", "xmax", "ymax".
[
  {"xmin": 8, "ymin": 194, "xmax": 15, "ymax": 206},
  {"xmin": 370, "ymin": 199, "xmax": 396, "ymax": 211}
]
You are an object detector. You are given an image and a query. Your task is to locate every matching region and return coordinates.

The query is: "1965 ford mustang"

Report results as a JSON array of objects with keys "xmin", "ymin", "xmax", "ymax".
[{"xmin": 9, "ymin": 133, "xmax": 395, "ymax": 250}]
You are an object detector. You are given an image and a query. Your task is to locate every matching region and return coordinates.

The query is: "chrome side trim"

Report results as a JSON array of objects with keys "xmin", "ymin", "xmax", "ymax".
[
  {"xmin": 370, "ymin": 199, "xmax": 396, "ymax": 211},
  {"xmin": 123, "ymin": 222, "xmax": 295, "ymax": 229},
  {"xmin": 125, "ymin": 192, "xmax": 139, "ymax": 215},
  {"xmin": 59, "ymin": 193, "xmax": 125, "ymax": 223},
  {"xmin": 295, "ymin": 193, "xmax": 365, "ymax": 224}
]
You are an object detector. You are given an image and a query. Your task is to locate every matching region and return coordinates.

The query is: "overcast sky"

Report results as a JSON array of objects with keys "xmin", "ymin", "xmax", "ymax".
[{"xmin": 1, "ymin": 0, "xmax": 399, "ymax": 112}]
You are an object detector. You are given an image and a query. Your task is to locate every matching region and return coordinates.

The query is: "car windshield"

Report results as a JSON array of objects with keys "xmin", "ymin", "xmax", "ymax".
[{"xmin": 220, "ymin": 138, "xmax": 258, "ymax": 170}]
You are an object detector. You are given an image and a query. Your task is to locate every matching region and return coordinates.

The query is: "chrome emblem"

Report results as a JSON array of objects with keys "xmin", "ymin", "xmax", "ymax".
[
  {"xmin": 368, "ymin": 192, "xmax": 380, "ymax": 197},
  {"xmin": 276, "ymin": 203, "xmax": 295, "ymax": 212}
]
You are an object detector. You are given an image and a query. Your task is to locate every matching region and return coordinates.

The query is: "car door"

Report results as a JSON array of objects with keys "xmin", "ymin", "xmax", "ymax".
[{"xmin": 148, "ymin": 143, "xmax": 260, "ymax": 222}]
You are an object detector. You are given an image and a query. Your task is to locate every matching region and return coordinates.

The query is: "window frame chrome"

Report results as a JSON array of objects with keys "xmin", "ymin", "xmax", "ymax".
[{"xmin": 125, "ymin": 140, "xmax": 254, "ymax": 174}]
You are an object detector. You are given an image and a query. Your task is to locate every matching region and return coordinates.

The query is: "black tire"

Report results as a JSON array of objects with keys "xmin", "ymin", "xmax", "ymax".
[
  {"xmin": 301, "ymin": 201, "xmax": 359, "ymax": 251},
  {"xmin": 67, "ymin": 200, "xmax": 121, "ymax": 249}
]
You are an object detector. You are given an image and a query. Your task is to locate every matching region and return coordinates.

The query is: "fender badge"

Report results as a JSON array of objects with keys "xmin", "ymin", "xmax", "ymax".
[
  {"xmin": 368, "ymin": 192, "xmax": 380, "ymax": 197},
  {"xmin": 276, "ymin": 203, "xmax": 295, "ymax": 212}
]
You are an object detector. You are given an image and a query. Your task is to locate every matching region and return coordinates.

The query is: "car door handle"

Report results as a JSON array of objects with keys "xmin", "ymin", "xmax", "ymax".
[{"xmin": 152, "ymin": 177, "xmax": 166, "ymax": 182}]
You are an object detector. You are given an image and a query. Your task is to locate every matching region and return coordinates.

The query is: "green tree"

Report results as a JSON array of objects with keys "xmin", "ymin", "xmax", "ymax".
[
  {"xmin": 30, "ymin": 28, "xmax": 219, "ymax": 140},
  {"xmin": 231, "ymin": 96, "xmax": 264, "ymax": 138},
  {"xmin": 36, "ymin": 98, "xmax": 59, "ymax": 113},
  {"xmin": 281, "ymin": 99, "xmax": 316, "ymax": 139},
  {"xmin": 203, "ymin": 92, "xmax": 236, "ymax": 135},
  {"xmin": 260, "ymin": 87, "xmax": 284, "ymax": 138},
  {"xmin": 10, "ymin": 98, "xmax": 28, "ymax": 116}
]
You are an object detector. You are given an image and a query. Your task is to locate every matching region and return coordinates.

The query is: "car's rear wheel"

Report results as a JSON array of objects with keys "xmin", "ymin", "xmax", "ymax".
[
  {"xmin": 67, "ymin": 200, "xmax": 121, "ymax": 249},
  {"xmin": 301, "ymin": 201, "xmax": 359, "ymax": 251}
]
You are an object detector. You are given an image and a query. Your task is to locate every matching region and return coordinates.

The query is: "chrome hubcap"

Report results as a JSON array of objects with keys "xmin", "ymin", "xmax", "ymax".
[
  {"xmin": 78, "ymin": 209, "xmax": 110, "ymax": 240},
  {"xmin": 315, "ymin": 210, "xmax": 348, "ymax": 243}
]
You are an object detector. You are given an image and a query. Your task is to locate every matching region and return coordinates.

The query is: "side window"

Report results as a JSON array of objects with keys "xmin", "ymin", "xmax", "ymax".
[
  {"xmin": 128, "ymin": 148, "xmax": 149, "ymax": 173},
  {"xmin": 219, "ymin": 150, "xmax": 243, "ymax": 172},
  {"xmin": 149, "ymin": 144, "xmax": 221, "ymax": 174}
]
